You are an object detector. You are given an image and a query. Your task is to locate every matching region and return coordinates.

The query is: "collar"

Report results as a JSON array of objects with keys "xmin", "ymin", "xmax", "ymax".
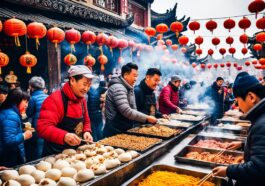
[
  {"xmin": 62, "ymin": 82, "xmax": 83, "ymax": 102},
  {"xmin": 31, "ymin": 89, "xmax": 44, "ymax": 96},
  {"xmin": 119, "ymin": 76, "xmax": 133, "ymax": 90},
  {"xmin": 139, "ymin": 79, "xmax": 154, "ymax": 94},
  {"xmin": 243, "ymin": 97, "xmax": 265, "ymax": 123},
  {"xmin": 11, "ymin": 105, "xmax": 21, "ymax": 117},
  {"xmin": 212, "ymin": 82, "xmax": 221, "ymax": 90},
  {"xmin": 169, "ymin": 81, "xmax": 179, "ymax": 92}
]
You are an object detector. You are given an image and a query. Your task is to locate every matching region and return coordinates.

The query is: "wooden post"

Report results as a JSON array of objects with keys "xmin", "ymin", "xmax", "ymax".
[{"xmin": 47, "ymin": 41, "xmax": 61, "ymax": 92}]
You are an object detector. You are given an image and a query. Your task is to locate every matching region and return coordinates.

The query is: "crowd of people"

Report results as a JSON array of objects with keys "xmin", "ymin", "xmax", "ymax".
[{"xmin": 0, "ymin": 62, "xmax": 265, "ymax": 186}]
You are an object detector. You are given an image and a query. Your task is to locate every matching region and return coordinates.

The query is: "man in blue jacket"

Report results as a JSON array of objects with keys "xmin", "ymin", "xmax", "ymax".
[
  {"xmin": 25, "ymin": 76, "xmax": 48, "ymax": 161},
  {"xmin": 213, "ymin": 75, "xmax": 265, "ymax": 186}
]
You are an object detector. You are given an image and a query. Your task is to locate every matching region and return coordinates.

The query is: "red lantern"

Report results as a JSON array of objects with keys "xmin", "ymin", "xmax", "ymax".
[
  {"xmin": 84, "ymin": 55, "xmax": 95, "ymax": 68},
  {"xmin": 47, "ymin": 26, "xmax": 65, "ymax": 48},
  {"xmin": 19, "ymin": 51, "xmax": 37, "ymax": 73},
  {"xmin": 170, "ymin": 21, "xmax": 183, "ymax": 37},
  {"xmin": 144, "ymin": 27, "xmax": 156, "ymax": 43},
  {"xmin": 181, "ymin": 47, "xmax": 187, "ymax": 53},
  {"xmin": 196, "ymin": 48, "xmax": 203, "ymax": 56},
  {"xmin": 234, "ymin": 63, "xmax": 238, "ymax": 68},
  {"xmin": 214, "ymin": 63, "xmax": 218, "ymax": 69},
  {"xmin": 117, "ymin": 39, "xmax": 128, "ymax": 57},
  {"xmin": 207, "ymin": 63, "xmax": 212, "ymax": 69},
  {"xmin": 171, "ymin": 44, "xmax": 178, "ymax": 51},
  {"xmin": 96, "ymin": 33, "xmax": 109, "ymax": 46},
  {"xmin": 259, "ymin": 58, "xmax": 265, "ymax": 65},
  {"xmin": 206, "ymin": 20, "xmax": 217, "ymax": 34},
  {"xmin": 220, "ymin": 63, "xmax": 225, "ymax": 68},
  {"xmin": 4, "ymin": 18, "xmax": 27, "ymax": 47},
  {"xmin": 228, "ymin": 47, "xmax": 236, "ymax": 57},
  {"xmin": 208, "ymin": 49, "xmax": 214, "ymax": 56},
  {"xmin": 107, "ymin": 35, "xmax": 119, "ymax": 54},
  {"xmin": 157, "ymin": 40, "xmax": 165, "ymax": 46},
  {"xmin": 245, "ymin": 61, "xmax": 251, "ymax": 66},
  {"xmin": 256, "ymin": 17, "xmax": 265, "ymax": 30},
  {"xmin": 188, "ymin": 21, "xmax": 200, "ymax": 34},
  {"xmin": 64, "ymin": 53, "xmax": 77, "ymax": 66},
  {"xmin": 224, "ymin": 18, "xmax": 236, "ymax": 32},
  {"xmin": 253, "ymin": 43, "xmax": 262, "ymax": 51},
  {"xmin": 98, "ymin": 54, "xmax": 108, "ymax": 71},
  {"xmin": 219, "ymin": 48, "xmax": 226, "ymax": 58},
  {"xmin": 156, "ymin": 34, "xmax": 163, "ymax": 41},
  {"xmin": 0, "ymin": 20, "xmax": 2, "ymax": 32},
  {"xmin": 81, "ymin": 31, "xmax": 96, "ymax": 50},
  {"xmin": 256, "ymin": 32, "xmax": 265, "ymax": 43},
  {"xmin": 171, "ymin": 58, "xmax": 177, "ymax": 64},
  {"xmin": 252, "ymin": 60, "xmax": 258, "ymax": 64},
  {"xmin": 156, "ymin": 23, "xmax": 168, "ymax": 39},
  {"xmin": 255, "ymin": 64, "xmax": 262, "ymax": 69},
  {"xmin": 65, "ymin": 28, "xmax": 81, "ymax": 52},
  {"xmin": 237, "ymin": 66, "xmax": 243, "ymax": 71},
  {"xmin": 238, "ymin": 17, "xmax": 251, "ymax": 32},
  {"xmin": 195, "ymin": 36, "xmax": 203, "ymax": 48},
  {"xmin": 191, "ymin": 62, "xmax": 197, "ymax": 68},
  {"xmin": 27, "ymin": 22, "xmax": 47, "ymax": 49},
  {"xmin": 226, "ymin": 36, "xmax": 234, "ymax": 46},
  {"xmin": 178, "ymin": 36, "xmax": 189, "ymax": 46},
  {"xmin": 166, "ymin": 39, "xmax": 172, "ymax": 46},
  {"xmin": 261, "ymin": 65, "xmax": 265, "ymax": 69},
  {"xmin": 128, "ymin": 40, "xmax": 135, "ymax": 48},
  {"xmin": 239, "ymin": 34, "xmax": 248, "ymax": 46},
  {"xmin": 248, "ymin": 0, "xmax": 265, "ymax": 18},
  {"xmin": 226, "ymin": 62, "xmax": 231, "ymax": 68},
  {"xmin": 200, "ymin": 63, "xmax": 206, "ymax": 69},
  {"xmin": 0, "ymin": 50, "xmax": 9, "ymax": 74},
  {"xmin": 212, "ymin": 37, "xmax": 220, "ymax": 48},
  {"xmin": 241, "ymin": 48, "xmax": 248, "ymax": 55}
]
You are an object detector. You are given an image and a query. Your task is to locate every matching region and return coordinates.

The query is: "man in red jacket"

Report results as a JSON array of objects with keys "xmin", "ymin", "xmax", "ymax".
[
  {"xmin": 37, "ymin": 65, "xmax": 93, "ymax": 156},
  {"xmin": 159, "ymin": 75, "xmax": 182, "ymax": 114}
]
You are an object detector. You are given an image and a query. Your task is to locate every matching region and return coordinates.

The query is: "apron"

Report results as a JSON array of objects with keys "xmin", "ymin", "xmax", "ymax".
[{"xmin": 43, "ymin": 91, "xmax": 84, "ymax": 156}]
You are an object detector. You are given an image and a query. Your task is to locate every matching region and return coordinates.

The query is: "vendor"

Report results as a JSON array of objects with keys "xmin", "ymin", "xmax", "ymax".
[
  {"xmin": 37, "ymin": 65, "xmax": 94, "ymax": 156},
  {"xmin": 213, "ymin": 75, "xmax": 265, "ymax": 186}
]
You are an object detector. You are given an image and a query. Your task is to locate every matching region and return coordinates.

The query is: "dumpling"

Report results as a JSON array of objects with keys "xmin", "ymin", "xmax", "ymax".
[
  {"xmin": 2, "ymin": 180, "xmax": 21, "ymax": 186},
  {"xmin": 104, "ymin": 158, "xmax": 121, "ymax": 169},
  {"xmin": 1, "ymin": 170, "xmax": 19, "ymax": 181},
  {"xmin": 70, "ymin": 160, "xmax": 86, "ymax": 171},
  {"xmin": 118, "ymin": 153, "xmax": 132, "ymax": 162},
  {"xmin": 29, "ymin": 184, "xmax": 38, "ymax": 186},
  {"xmin": 38, "ymin": 178, "xmax": 56, "ymax": 186},
  {"xmin": 105, "ymin": 146, "xmax": 114, "ymax": 152},
  {"xmin": 45, "ymin": 169, "xmax": 61, "ymax": 181},
  {"xmin": 54, "ymin": 153, "xmax": 68, "ymax": 160},
  {"xmin": 115, "ymin": 148, "xmax": 125, "ymax": 155},
  {"xmin": 94, "ymin": 155, "xmax": 105, "ymax": 164},
  {"xmin": 127, "ymin": 150, "xmax": 139, "ymax": 159},
  {"xmin": 90, "ymin": 164, "xmax": 107, "ymax": 175},
  {"xmin": 31, "ymin": 170, "xmax": 45, "ymax": 183},
  {"xmin": 85, "ymin": 157, "xmax": 99, "ymax": 169},
  {"xmin": 62, "ymin": 149, "xmax": 76, "ymax": 156},
  {"xmin": 96, "ymin": 147, "xmax": 107, "ymax": 155},
  {"xmin": 74, "ymin": 153, "xmax": 86, "ymax": 161},
  {"xmin": 84, "ymin": 150, "xmax": 96, "ymax": 157},
  {"xmin": 61, "ymin": 167, "xmax": 77, "ymax": 178},
  {"xmin": 57, "ymin": 177, "xmax": 77, "ymax": 186},
  {"xmin": 103, "ymin": 151, "xmax": 118, "ymax": 159},
  {"xmin": 35, "ymin": 161, "xmax": 52, "ymax": 172},
  {"xmin": 73, "ymin": 169, "xmax": 94, "ymax": 182},
  {"xmin": 19, "ymin": 165, "xmax": 36, "ymax": 175},
  {"xmin": 53, "ymin": 160, "xmax": 70, "ymax": 170},
  {"xmin": 16, "ymin": 174, "xmax": 35, "ymax": 186},
  {"xmin": 44, "ymin": 157, "xmax": 56, "ymax": 165}
]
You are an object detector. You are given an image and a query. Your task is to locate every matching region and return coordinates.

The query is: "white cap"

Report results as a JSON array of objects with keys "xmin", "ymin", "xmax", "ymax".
[{"xmin": 68, "ymin": 65, "xmax": 94, "ymax": 79}]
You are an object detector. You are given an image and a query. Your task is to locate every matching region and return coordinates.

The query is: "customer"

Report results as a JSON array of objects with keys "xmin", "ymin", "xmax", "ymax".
[{"xmin": 0, "ymin": 85, "xmax": 8, "ymax": 106}]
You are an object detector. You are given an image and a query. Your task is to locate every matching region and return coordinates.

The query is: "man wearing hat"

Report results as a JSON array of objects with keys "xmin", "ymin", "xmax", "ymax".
[
  {"xmin": 159, "ymin": 75, "xmax": 182, "ymax": 114},
  {"xmin": 37, "ymin": 65, "xmax": 93, "ymax": 156},
  {"xmin": 25, "ymin": 76, "xmax": 48, "ymax": 161},
  {"xmin": 213, "ymin": 75, "xmax": 265, "ymax": 186}
]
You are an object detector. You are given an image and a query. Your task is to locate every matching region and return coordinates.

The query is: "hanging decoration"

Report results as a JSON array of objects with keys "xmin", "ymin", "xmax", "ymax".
[
  {"xmin": 47, "ymin": 26, "xmax": 65, "ymax": 48},
  {"xmin": 212, "ymin": 37, "xmax": 220, "ymax": 48},
  {"xmin": 253, "ymin": 43, "xmax": 262, "ymax": 51},
  {"xmin": 96, "ymin": 33, "xmax": 109, "ymax": 54},
  {"xmin": 65, "ymin": 28, "xmax": 81, "ymax": 52},
  {"xmin": 239, "ymin": 34, "xmax": 248, "ymax": 47},
  {"xmin": 238, "ymin": 17, "xmax": 251, "ymax": 32},
  {"xmin": 256, "ymin": 16, "xmax": 265, "ymax": 30},
  {"xmin": 181, "ymin": 47, "xmax": 187, "ymax": 53},
  {"xmin": 195, "ymin": 36, "xmax": 203, "ymax": 48},
  {"xmin": 259, "ymin": 57, "xmax": 265, "ymax": 65},
  {"xmin": 248, "ymin": 0, "xmax": 265, "ymax": 18},
  {"xmin": 170, "ymin": 21, "xmax": 183, "ymax": 37},
  {"xmin": 178, "ymin": 36, "xmax": 189, "ymax": 46},
  {"xmin": 245, "ymin": 61, "xmax": 251, "ymax": 66},
  {"xmin": 64, "ymin": 53, "xmax": 77, "ymax": 66},
  {"xmin": 228, "ymin": 47, "xmax": 236, "ymax": 57},
  {"xmin": 241, "ymin": 47, "xmax": 248, "ymax": 55},
  {"xmin": 156, "ymin": 23, "xmax": 168, "ymax": 39},
  {"xmin": 256, "ymin": 32, "xmax": 265, "ymax": 43},
  {"xmin": 98, "ymin": 54, "xmax": 108, "ymax": 71},
  {"xmin": 213, "ymin": 63, "xmax": 218, "ymax": 69},
  {"xmin": 252, "ymin": 60, "xmax": 258, "ymax": 65},
  {"xmin": 117, "ymin": 39, "xmax": 128, "ymax": 63},
  {"xmin": 226, "ymin": 36, "xmax": 234, "ymax": 46},
  {"xmin": 81, "ymin": 30, "xmax": 96, "ymax": 52},
  {"xmin": 196, "ymin": 48, "xmax": 203, "ymax": 56},
  {"xmin": 107, "ymin": 35, "xmax": 119, "ymax": 56},
  {"xmin": 3, "ymin": 18, "xmax": 27, "ymax": 47},
  {"xmin": 171, "ymin": 44, "xmax": 178, "ymax": 51},
  {"xmin": 144, "ymin": 27, "xmax": 156, "ymax": 44},
  {"xmin": 223, "ymin": 18, "xmax": 236, "ymax": 32},
  {"xmin": 206, "ymin": 20, "xmax": 217, "ymax": 34},
  {"xmin": 188, "ymin": 21, "xmax": 200, "ymax": 34},
  {"xmin": 83, "ymin": 55, "xmax": 96, "ymax": 69},
  {"xmin": 27, "ymin": 22, "xmax": 47, "ymax": 50},
  {"xmin": 19, "ymin": 51, "xmax": 37, "ymax": 73},
  {"xmin": 220, "ymin": 63, "xmax": 225, "ymax": 68},
  {"xmin": 208, "ymin": 49, "xmax": 214, "ymax": 57},
  {"xmin": 200, "ymin": 63, "xmax": 206, "ymax": 69},
  {"xmin": 0, "ymin": 50, "xmax": 9, "ymax": 74},
  {"xmin": 207, "ymin": 63, "xmax": 212, "ymax": 69},
  {"xmin": 237, "ymin": 66, "xmax": 243, "ymax": 71},
  {"xmin": 226, "ymin": 61, "xmax": 231, "ymax": 68},
  {"xmin": 191, "ymin": 63, "xmax": 197, "ymax": 68},
  {"xmin": 166, "ymin": 39, "xmax": 172, "ymax": 46},
  {"xmin": 234, "ymin": 63, "xmax": 238, "ymax": 68}
]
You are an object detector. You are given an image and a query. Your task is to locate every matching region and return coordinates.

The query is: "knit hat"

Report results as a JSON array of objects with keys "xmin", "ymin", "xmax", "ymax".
[
  {"xmin": 171, "ymin": 75, "xmax": 181, "ymax": 82},
  {"xmin": 233, "ymin": 75, "xmax": 260, "ymax": 98},
  {"xmin": 234, "ymin": 71, "xmax": 249, "ymax": 82},
  {"xmin": 29, "ymin": 76, "xmax": 45, "ymax": 89},
  {"xmin": 68, "ymin": 65, "xmax": 94, "ymax": 79}
]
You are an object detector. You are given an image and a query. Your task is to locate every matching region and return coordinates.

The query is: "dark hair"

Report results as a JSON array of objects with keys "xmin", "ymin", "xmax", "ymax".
[
  {"xmin": 216, "ymin": 77, "xmax": 224, "ymax": 81},
  {"xmin": 121, "ymin": 63, "xmax": 138, "ymax": 77},
  {"xmin": 0, "ymin": 88, "xmax": 30, "ymax": 110},
  {"xmin": 146, "ymin": 68, "xmax": 162, "ymax": 76},
  {"xmin": 0, "ymin": 85, "xmax": 8, "ymax": 94},
  {"xmin": 69, "ymin": 75, "xmax": 84, "ymax": 82},
  {"xmin": 238, "ymin": 84, "xmax": 265, "ymax": 100}
]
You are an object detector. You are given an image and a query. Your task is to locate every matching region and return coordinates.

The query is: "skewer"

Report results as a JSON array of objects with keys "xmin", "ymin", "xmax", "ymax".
[{"xmin": 80, "ymin": 138, "xmax": 95, "ymax": 144}]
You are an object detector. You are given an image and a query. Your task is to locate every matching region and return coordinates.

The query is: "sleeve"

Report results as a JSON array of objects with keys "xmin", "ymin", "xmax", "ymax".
[
  {"xmin": 2, "ymin": 118, "xmax": 24, "ymax": 147},
  {"xmin": 82, "ymin": 99, "xmax": 92, "ymax": 133},
  {"xmin": 112, "ymin": 85, "xmax": 148, "ymax": 123},
  {"xmin": 227, "ymin": 123, "xmax": 265, "ymax": 182},
  {"xmin": 160, "ymin": 87, "xmax": 177, "ymax": 110},
  {"xmin": 37, "ymin": 93, "xmax": 68, "ymax": 145},
  {"xmin": 134, "ymin": 87, "xmax": 143, "ymax": 112},
  {"xmin": 26, "ymin": 98, "xmax": 35, "ymax": 118}
]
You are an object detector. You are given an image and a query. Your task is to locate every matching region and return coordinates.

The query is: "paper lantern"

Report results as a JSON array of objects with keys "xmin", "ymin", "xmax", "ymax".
[
  {"xmin": 47, "ymin": 26, "xmax": 65, "ymax": 48},
  {"xmin": 96, "ymin": 33, "xmax": 109, "ymax": 46},
  {"xmin": 219, "ymin": 48, "xmax": 226, "ymax": 58},
  {"xmin": 156, "ymin": 23, "xmax": 168, "ymax": 38},
  {"xmin": 19, "ymin": 51, "xmax": 37, "ymax": 73},
  {"xmin": 252, "ymin": 60, "xmax": 258, "ymax": 65},
  {"xmin": 200, "ymin": 63, "xmax": 206, "ymax": 69},
  {"xmin": 212, "ymin": 37, "xmax": 220, "ymax": 48},
  {"xmin": 208, "ymin": 49, "xmax": 214, "ymax": 56},
  {"xmin": 27, "ymin": 22, "xmax": 47, "ymax": 49},
  {"xmin": 4, "ymin": 18, "xmax": 27, "ymax": 46},
  {"xmin": 65, "ymin": 28, "xmax": 81, "ymax": 52},
  {"xmin": 253, "ymin": 43, "xmax": 262, "ymax": 51},
  {"xmin": 256, "ymin": 17, "xmax": 265, "ymax": 30},
  {"xmin": 188, "ymin": 21, "xmax": 200, "ymax": 34},
  {"xmin": 259, "ymin": 58, "xmax": 265, "ymax": 65},
  {"xmin": 0, "ymin": 50, "xmax": 9, "ymax": 74},
  {"xmin": 170, "ymin": 21, "xmax": 183, "ymax": 37},
  {"xmin": 178, "ymin": 36, "xmax": 189, "ymax": 46},
  {"xmin": 239, "ymin": 34, "xmax": 248, "ymax": 46},
  {"xmin": 220, "ymin": 63, "xmax": 225, "ymax": 68},
  {"xmin": 226, "ymin": 62, "xmax": 231, "ymax": 68},
  {"xmin": 206, "ymin": 20, "xmax": 217, "ymax": 34},
  {"xmin": 191, "ymin": 62, "xmax": 197, "ymax": 68},
  {"xmin": 181, "ymin": 47, "xmax": 187, "ymax": 53},
  {"xmin": 248, "ymin": 0, "xmax": 265, "ymax": 18},
  {"xmin": 241, "ymin": 48, "xmax": 248, "ymax": 55},
  {"xmin": 224, "ymin": 18, "xmax": 236, "ymax": 32},
  {"xmin": 245, "ymin": 61, "xmax": 251, "ymax": 66},
  {"xmin": 84, "ymin": 55, "xmax": 95, "ymax": 68},
  {"xmin": 196, "ymin": 48, "xmax": 202, "ymax": 56},
  {"xmin": 207, "ymin": 63, "xmax": 212, "ymax": 69},
  {"xmin": 98, "ymin": 54, "xmax": 108, "ymax": 71},
  {"xmin": 214, "ymin": 63, "xmax": 218, "ymax": 69},
  {"xmin": 171, "ymin": 44, "xmax": 178, "ymax": 51},
  {"xmin": 226, "ymin": 36, "xmax": 234, "ymax": 46},
  {"xmin": 238, "ymin": 17, "xmax": 251, "ymax": 32},
  {"xmin": 234, "ymin": 63, "xmax": 238, "ymax": 68},
  {"xmin": 144, "ymin": 27, "xmax": 156, "ymax": 43},
  {"xmin": 64, "ymin": 53, "xmax": 77, "ymax": 66},
  {"xmin": 81, "ymin": 30, "xmax": 96, "ymax": 51},
  {"xmin": 117, "ymin": 39, "xmax": 128, "ymax": 57},
  {"xmin": 237, "ymin": 66, "xmax": 243, "ymax": 71},
  {"xmin": 228, "ymin": 47, "xmax": 236, "ymax": 57},
  {"xmin": 195, "ymin": 36, "xmax": 203, "ymax": 48},
  {"xmin": 166, "ymin": 39, "xmax": 172, "ymax": 46},
  {"xmin": 256, "ymin": 32, "xmax": 265, "ymax": 43},
  {"xmin": 0, "ymin": 20, "xmax": 2, "ymax": 32},
  {"xmin": 107, "ymin": 35, "xmax": 119, "ymax": 55}
]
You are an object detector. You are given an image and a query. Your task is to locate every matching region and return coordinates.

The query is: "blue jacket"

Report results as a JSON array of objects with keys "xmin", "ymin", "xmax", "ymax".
[
  {"xmin": 227, "ymin": 98, "xmax": 265, "ymax": 186},
  {"xmin": 0, "ymin": 106, "xmax": 25, "ymax": 166}
]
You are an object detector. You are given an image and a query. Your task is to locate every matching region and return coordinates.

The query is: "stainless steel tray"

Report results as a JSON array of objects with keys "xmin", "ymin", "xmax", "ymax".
[
  {"xmin": 217, "ymin": 118, "xmax": 250, "ymax": 123},
  {"xmin": 170, "ymin": 114, "xmax": 204, "ymax": 122},
  {"xmin": 204, "ymin": 126, "xmax": 247, "ymax": 137},
  {"xmin": 174, "ymin": 146, "xmax": 244, "ymax": 168},
  {"xmin": 125, "ymin": 164, "xmax": 227, "ymax": 186}
]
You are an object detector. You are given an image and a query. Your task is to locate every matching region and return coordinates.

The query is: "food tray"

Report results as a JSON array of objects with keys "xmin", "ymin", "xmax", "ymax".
[
  {"xmin": 181, "ymin": 110, "xmax": 207, "ymax": 116},
  {"xmin": 170, "ymin": 114, "xmax": 204, "ymax": 122},
  {"xmin": 188, "ymin": 135, "xmax": 243, "ymax": 151},
  {"xmin": 126, "ymin": 125, "xmax": 183, "ymax": 140},
  {"xmin": 125, "ymin": 164, "xmax": 227, "ymax": 186},
  {"xmin": 174, "ymin": 146, "xmax": 244, "ymax": 168},
  {"xmin": 204, "ymin": 126, "xmax": 247, "ymax": 137},
  {"xmin": 217, "ymin": 117, "xmax": 250, "ymax": 123}
]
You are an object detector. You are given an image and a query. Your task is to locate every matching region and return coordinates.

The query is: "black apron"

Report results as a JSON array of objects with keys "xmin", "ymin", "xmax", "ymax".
[{"xmin": 43, "ymin": 91, "xmax": 84, "ymax": 156}]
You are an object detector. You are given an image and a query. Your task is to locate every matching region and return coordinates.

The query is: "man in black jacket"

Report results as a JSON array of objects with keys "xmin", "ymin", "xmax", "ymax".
[
  {"xmin": 134, "ymin": 68, "xmax": 166, "ymax": 119},
  {"xmin": 213, "ymin": 75, "xmax": 265, "ymax": 186}
]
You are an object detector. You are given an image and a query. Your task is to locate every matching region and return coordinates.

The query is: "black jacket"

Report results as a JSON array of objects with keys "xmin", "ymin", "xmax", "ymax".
[
  {"xmin": 205, "ymin": 82, "xmax": 224, "ymax": 115},
  {"xmin": 227, "ymin": 98, "xmax": 265, "ymax": 186},
  {"xmin": 134, "ymin": 80, "xmax": 163, "ymax": 118}
]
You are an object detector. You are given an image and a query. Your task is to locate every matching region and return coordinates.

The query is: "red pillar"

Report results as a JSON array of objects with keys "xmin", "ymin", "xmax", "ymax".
[{"xmin": 120, "ymin": 0, "xmax": 128, "ymax": 15}]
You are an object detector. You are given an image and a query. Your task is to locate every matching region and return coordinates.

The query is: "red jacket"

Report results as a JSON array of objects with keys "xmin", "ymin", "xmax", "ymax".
[
  {"xmin": 159, "ymin": 84, "xmax": 179, "ymax": 114},
  {"xmin": 37, "ymin": 83, "xmax": 91, "ymax": 145}
]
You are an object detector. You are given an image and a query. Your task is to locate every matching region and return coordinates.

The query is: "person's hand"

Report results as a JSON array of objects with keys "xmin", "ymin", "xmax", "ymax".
[
  {"xmin": 147, "ymin": 116, "xmax": 157, "ymax": 124},
  {"xmin": 212, "ymin": 166, "xmax": 227, "ymax": 177},
  {"xmin": 162, "ymin": 114, "xmax": 169, "ymax": 119},
  {"xmin": 83, "ymin": 132, "xmax": 93, "ymax": 143},
  {"xmin": 23, "ymin": 130, "xmax": 32, "ymax": 140},
  {"xmin": 176, "ymin": 107, "xmax": 183, "ymax": 113},
  {"xmin": 0, "ymin": 166, "xmax": 8, "ymax": 171},
  {"xmin": 218, "ymin": 89, "xmax": 223, "ymax": 94},
  {"xmin": 226, "ymin": 141, "xmax": 242, "ymax": 150},
  {"xmin": 64, "ymin": 133, "xmax": 81, "ymax": 146}
]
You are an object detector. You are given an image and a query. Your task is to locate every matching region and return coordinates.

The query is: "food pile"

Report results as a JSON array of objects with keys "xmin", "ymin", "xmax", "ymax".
[
  {"xmin": 225, "ymin": 110, "xmax": 243, "ymax": 118},
  {"xmin": 181, "ymin": 110, "xmax": 206, "ymax": 116},
  {"xmin": 0, "ymin": 144, "xmax": 139, "ymax": 185},
  {"xmin": 158, "ymin": 119, "xmax": 192, "ymax": 128},
  {"xmin": 170, "ymin": 114, "xmax": 203, "ymax": 121},
  {"xmin": 137, "ymin": 171, "xmax": 215, "ymax": 186},
  {"xmin": 186, "ymin": 103, "xmax": 210, "ymax": 110},
  {"xmin": 185, "ymin": 151, "xmax": 244, "ymax": 164},
  {"xmin": 193, "ymin": 139, "xmax": 230, "ymax": 150},
  {"xmin": 128, "ymin": 125, "xmax": 182, "ymax": 138},
  {"xmin": 217, "ymin": 123, "xmax": 242, "ymax": 130},
  {"xmin": 99, "ymin": 134, "xmax": 162, "ymax": 151}
]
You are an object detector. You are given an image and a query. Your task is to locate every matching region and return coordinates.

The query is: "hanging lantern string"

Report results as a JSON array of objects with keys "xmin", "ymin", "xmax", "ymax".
[
  {"xmin": 189, "ymin": 11, "xmax": 265, "ymax": 21},
  {"xmin": 188, "ymin": 34, "xmax": 249, "ymax": 38}
]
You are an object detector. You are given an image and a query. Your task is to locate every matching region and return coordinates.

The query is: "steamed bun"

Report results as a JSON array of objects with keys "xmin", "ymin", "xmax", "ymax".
[
  {"xmin": 16, "ymin": 174, "xmax": 35, "ymax": 186},
  {"xmin": 45, "ymin": 169, "xmax": 61, "ymax": 181},
  {"xmin": 19, "ymin": 165, "xmax": 36, "ymax": 175},
  {"xmin": 57, "ymin": 177, "xmax": 77, "ymax": 186},
  {"xmin": 1, "ymin": 170, "xmax": 19, "ymax": 181}
]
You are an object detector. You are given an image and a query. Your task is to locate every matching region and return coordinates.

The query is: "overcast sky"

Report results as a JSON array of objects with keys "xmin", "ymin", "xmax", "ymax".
[{"xmin": 151, "ymin": 0, "xmax": 261, "ymax": 60}]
